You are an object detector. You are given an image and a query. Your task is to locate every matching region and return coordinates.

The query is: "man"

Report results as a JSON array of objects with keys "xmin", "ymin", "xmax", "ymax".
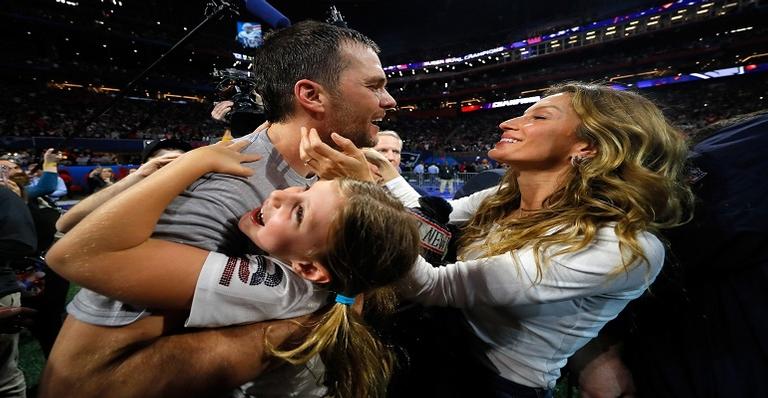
[
  {"xmin": 27, "ymin": 163, "xmax": 67, "ymax": 204},
  {"xmin": 0, "ymin": 186, "xmax": 37, "ymax": 398},
  {"xmin": 85, "ymin": 166, "xmax": 115, "ymax": 193},
  {"xmin": 42, "ymin": 20, "xmax": 395, "ymax": 397},
  {"xmin": 373, "ymin": 130, "xmax": 403, "ymax": 170},
  {"xmin": 140, "ymin": 138, "xmax": 192, "ymax": 163},
  {"xmin": 129, "ymin": 138, "xmax": 191, "ymax": 175},
  {"xmin": 0, "ymin": 149, "xmax": 60, "ymax": 200},
  {"xmin": 370, "ymin": 130, "xmax": 428, "ymax": 195},
  {"xmin": 437, "ymin": 163, "xmax": 456, "ymax": 195},
  {"xmin": 2, "ymin": 150, "xmax": 64, "ymax": 360},
  {"xmin": 427, "ymin": 163, "xmax": 439, "ymax": 185},
  {"xmin": 413, "ymin": 161, "xmax": 425, "ymax": 184}
]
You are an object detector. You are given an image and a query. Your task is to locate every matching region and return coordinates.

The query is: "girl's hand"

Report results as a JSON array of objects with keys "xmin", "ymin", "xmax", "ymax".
[
  {"xmin": 135, "ymin": 152, "xmax": 182, "ymax": 177},
  {"xmin": 192, "ymin": 139, "xmax": 261, "ymax": 177},
  {"xmin": 299, "ymin": 127, "xmax": 375, "ymax": 182},
  {"xmin": 362, "ymin": 148, "xmax": 400, "ymax": 184}
]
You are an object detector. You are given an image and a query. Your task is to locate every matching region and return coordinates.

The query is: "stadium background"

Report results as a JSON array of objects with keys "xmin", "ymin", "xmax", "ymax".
[{"xmin": 2, "ymin": 0, "xmax": 767, "ymax": 394}]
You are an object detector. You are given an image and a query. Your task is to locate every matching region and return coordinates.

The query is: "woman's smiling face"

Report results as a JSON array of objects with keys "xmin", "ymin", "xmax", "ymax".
[{"xmin": 489, "ymin": 93, "xmax": 586, "ymax": 172}]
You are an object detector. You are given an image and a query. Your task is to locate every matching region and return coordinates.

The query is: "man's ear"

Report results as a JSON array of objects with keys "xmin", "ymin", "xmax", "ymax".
[
  {"xmin": 291, "ymin": 260, "xmax": 331, "ymax": 284},
  {"xmin": 294, "ymin": 79, "xmax": 327, "ymax": 116}
]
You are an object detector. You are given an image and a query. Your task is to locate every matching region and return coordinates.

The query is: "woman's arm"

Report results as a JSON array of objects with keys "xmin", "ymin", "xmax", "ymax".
[
  {"xmin": 46, "ymin": 141, "xmax": 260, "ymax": 309},
  {"xmin": 383, "ymin": 175, "xmax": 499, "ymax": 224},
  {"xmin": 399, "ymin": 231, "xmax": 665, "ymax": 308}
]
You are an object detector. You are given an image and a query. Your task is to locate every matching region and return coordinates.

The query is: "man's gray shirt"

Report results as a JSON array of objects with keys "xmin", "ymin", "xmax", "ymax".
[{"xmin": 67, "ymin": 128, "xmax": 315, "ymax": 325}]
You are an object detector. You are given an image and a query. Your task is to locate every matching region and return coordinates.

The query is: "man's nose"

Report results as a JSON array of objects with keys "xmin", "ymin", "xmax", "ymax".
[{"xmin": 380, "ymin": 88, "xmax": 397, "ymax": 109}]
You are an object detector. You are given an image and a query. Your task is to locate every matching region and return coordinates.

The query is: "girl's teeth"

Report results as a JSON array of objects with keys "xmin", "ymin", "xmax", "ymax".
[{"xmin": 500, "ymin": 138, "xmax": 520, "ymax": 143}]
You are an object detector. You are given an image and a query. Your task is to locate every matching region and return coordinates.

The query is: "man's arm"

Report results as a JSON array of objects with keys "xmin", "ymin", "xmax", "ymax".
[
  {"xmin": 39, "ymin": 314, "xmax": 310, "ymax": 398},
  {"xmin": 570, "ymin": 330, "xmax": 636, "ymax": 398},
  {"xmin": 56, "ymin": 152, "xmax": 181, "ymax": 233}
]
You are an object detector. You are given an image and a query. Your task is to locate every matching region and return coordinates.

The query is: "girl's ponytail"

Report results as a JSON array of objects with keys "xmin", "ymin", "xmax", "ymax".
[
  {"xmin": 270, "ymin": 296, "xmax": 395, "ymax": 398},
  {"xmin": 270, "ymin": 179, "xmax": 420, "ymax": 397}
]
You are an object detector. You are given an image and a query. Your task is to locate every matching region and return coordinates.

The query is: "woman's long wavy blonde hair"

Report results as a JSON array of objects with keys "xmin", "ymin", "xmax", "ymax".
[
  {"xmin": 458, "ymin": 82, "xmax": 694, "ymax": 279},
  {"xmin": 267, "ymin": 179, "xmax": 420, "ymax": 398}
]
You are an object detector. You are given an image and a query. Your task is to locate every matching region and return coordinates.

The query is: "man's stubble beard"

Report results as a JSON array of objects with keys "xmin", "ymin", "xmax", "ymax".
[{"xmin": 327, "ymin": 94, "xmax": 377, "ymax": 149}]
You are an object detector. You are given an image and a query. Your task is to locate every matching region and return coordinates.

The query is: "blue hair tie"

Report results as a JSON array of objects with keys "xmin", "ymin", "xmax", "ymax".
[{"xmin": 335, "ymin": 293, "xmax": 355, "ymax": 306}]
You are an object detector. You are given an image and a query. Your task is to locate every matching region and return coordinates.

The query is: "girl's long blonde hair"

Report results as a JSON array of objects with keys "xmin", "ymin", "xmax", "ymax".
[
  {"xmin": 268, "ymin": 179, "xmax": 420, "ymax": 398},
  {"xmin": 459, "ymin": 82, "xmax": 694, "ymax": 279}
]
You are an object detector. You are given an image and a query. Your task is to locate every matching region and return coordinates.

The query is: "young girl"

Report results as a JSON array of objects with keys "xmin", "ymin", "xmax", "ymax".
[{"xmin": 46, "ymin": 140, "xmax": 420, "ymax": 398}]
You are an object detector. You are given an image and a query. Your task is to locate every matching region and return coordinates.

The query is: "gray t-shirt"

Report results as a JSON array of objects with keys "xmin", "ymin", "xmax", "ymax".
[{"xmin": 67, "ymin": 128, "xmax": 315, "ymax": 325}]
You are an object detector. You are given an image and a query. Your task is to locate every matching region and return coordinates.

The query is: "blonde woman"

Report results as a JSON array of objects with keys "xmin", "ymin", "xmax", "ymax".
[{"xmin": 304, "ymin": 82, "xmax": 693, "ymax": 396}]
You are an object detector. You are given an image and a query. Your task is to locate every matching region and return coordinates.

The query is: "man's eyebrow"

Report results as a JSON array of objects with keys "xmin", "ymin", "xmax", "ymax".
[{"xmin": 365, "ymin": 76, "xmax": 387, "ymax": 85}]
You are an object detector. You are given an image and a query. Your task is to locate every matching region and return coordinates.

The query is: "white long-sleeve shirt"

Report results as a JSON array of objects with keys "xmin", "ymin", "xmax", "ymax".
[
  {"xmin": 186, "ymin": 252, "xmax": 326, "ymax": 327},
  {"xmin": 186, "ymin": 253, "xmax": 329, "ymax": 398},
  {"xmin": 385, "ymin": 176, "xmax": 664, "ymax": 389}
]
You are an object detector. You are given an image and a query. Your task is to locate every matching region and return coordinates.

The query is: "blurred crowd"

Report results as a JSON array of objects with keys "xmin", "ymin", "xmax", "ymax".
[
  {"xmin": 382, "ymin": 76, "xmax": 768, "ymax": 153},
  {"xmin": 1, "ymin": 75, "xmax": 765, "ymax": 172},
  {"xmin": 0, "ymin": 87, "xmax": 224, "ymax": 142}
]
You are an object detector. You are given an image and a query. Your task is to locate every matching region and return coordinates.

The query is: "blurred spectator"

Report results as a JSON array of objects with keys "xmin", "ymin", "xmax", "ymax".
[
  {"xmin": 0, "ymin": 149, "xmax": 60, "ymax": 203},
  {"xmin": 140, "ymin": 138, "xmax": 192, "ymax": 164},
  {"xmin": 0, "ymin": 68, "xmax": 764, "ymax": 172},
  {"xmin": 1, "ymin": 149, "xmax": 69, "ymax": 359},
  {"xmin": 427, "ymin": 163, "xmax": 439, "ymax": 184},
  {"xmin": 413, "ymin": 162, "xmax": 425, "ymax": 185},
  {"xmin": 28, "ymin": 164, "xmax": 68, "ymax": 204},
  {"xmin": 0, "ymin": 186, "xmax": 37, "ymax": 397},
  {"xmin": 373, "ymin": 130, "xmax": 403, "ymax": 170},
  {"xmin": 74, "ymin": 153, "xmax": 90, "ymax": 166},
  {"xmin": 438, "ymin": 164, "xmax": 457, "ymax": 195},
  {"xmin": 0, "ymin": 86, "xmax": 222, "ymax": 142},
  {"xmin": 86, "ymin": 167, "xmax": 115, "ymax": 193}
]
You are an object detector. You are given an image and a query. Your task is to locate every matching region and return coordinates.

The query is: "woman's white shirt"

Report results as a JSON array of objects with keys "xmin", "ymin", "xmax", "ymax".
[{"xmin": 385, "ymin": 176, "xmax": 664, "ymax": 389}]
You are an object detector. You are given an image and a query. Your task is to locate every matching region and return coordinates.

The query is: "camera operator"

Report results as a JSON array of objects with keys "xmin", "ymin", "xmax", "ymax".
[
  {"xmin": 210, "ymin": 69, "xmax": 266, "ymax": 137},
  {"xmin": 210, "ymin": 100, "xmax": 235, "ymax": 122}
]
